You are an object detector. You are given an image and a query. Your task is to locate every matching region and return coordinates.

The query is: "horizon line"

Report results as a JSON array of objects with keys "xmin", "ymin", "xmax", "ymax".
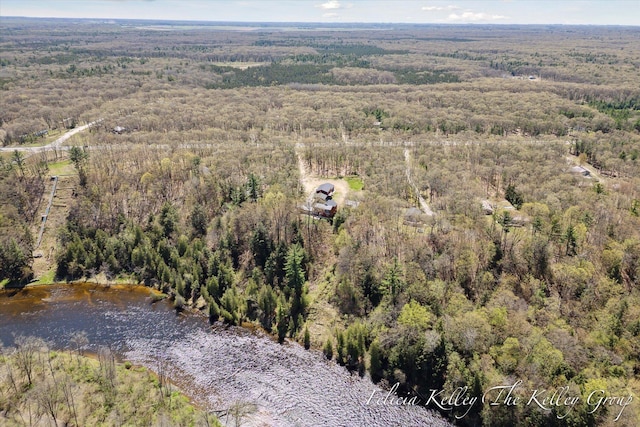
[{"xmin": 2, "ymin": 16, "xmax": 639, "ymax": 28}]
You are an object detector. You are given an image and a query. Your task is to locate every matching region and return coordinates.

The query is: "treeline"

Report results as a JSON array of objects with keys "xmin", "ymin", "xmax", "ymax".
[
  {"xmin": 0, "ymin": 152, "xmax": 48, "ymax": 284},
  {"xmin": 588, "ymin": 98, "xmax": 640, "ymax": 132},
  {"xmin": 254, "ymin": 40, "xmax": 405, "ymax": 56},
  {"xmin": 65, "ymin": 82, "xmax": 638, "ymax": 149},
  {"xmin": 56, "ymin": 211, "xmax": 311, "ymax": 340},
  {"xmin": 60, "ymin": 202, "xmax": 307, "ymax": 331},
  {"xmin": 202, "ymin": 61, "xmax": 458, "ymax": 89},
  {"xmin": 205, "ymin": 63, "xmax": 336, "ymax": 89},
  {"xmin": 394, "ymin": 69, "xmax": 460, "ymax": 85}
]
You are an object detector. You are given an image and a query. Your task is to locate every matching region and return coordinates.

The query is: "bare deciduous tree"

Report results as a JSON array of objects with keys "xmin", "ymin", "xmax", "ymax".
[
  {"xmin": 13, "ymin": 336, "xmax": 45, "ymax": 387},
  {"xmin": 34, "ymin": 377, "xmax": 62, "ymax": 426}
]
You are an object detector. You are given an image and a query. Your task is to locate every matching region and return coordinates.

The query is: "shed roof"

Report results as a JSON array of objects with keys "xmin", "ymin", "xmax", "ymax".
[
  {"xmin": 316, "ymin": 183, "xmax": 335, "ymax": 194},
  {"xmin": 405, "ymin": 207, "xmax": 423, "ymax": 217},
  {"xmin": 571, "ymin": 165, "xmax": 590, "ymax": 176},
  {"xmin": 481, "ymin": 200, "xmax": 494, "ymax": 214},
  {"xmin": 313, "ymin": 203, "xmax": 332, "ymax": 211}
]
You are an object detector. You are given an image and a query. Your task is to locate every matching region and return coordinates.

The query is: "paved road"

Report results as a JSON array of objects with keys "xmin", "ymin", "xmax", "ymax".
[{"xmin": 0, "ymin": 120, "xmax": 102, "ymax": 153}]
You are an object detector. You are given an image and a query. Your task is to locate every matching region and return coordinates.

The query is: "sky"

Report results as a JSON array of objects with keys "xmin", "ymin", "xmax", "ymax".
[{"xmin": 1, "ymin": 0, "xmax": 639, "ymax": 25}]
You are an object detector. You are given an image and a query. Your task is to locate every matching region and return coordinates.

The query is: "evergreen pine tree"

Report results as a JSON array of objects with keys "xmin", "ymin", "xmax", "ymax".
[
  {"xmin": 303, "ymin": 327, "xmax": 311, "ymax": 350},
  {"xmin": 369, "ymin": 340, "xmax": 383, "ymax": 383},
  {"xmin": 276, "ymin": 297, "xmax": 289, "ymax": 344},
  {"xmin": 323, "ymin": 338, "xmax": 333, "ymax": 360}
]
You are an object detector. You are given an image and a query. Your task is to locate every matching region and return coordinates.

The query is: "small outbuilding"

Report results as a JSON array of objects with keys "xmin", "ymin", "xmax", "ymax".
[
  {"xmin": 570, "ymin": 165, "xmax": 591, "ymax": 177},
  {"xmin": 404, "ymin": 207, "xmax": 427, "ymax": 226},
  {"xmin": 481, "ymin": 200, "xmax": 494, "ymax": 215}
]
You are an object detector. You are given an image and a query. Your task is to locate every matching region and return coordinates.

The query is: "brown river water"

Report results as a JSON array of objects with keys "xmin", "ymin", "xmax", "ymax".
[{"xmin": 0, "ymin": 283, "xmax": 451, "ymax": 427}]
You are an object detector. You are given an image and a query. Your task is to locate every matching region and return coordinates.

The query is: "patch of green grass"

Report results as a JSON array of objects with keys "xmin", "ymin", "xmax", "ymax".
[
  {"xmin": 31, "ymin": 269, "xmax": 56, "ymax": 285},
  {"xmin": 344, "ymin": 176, "xmax": 364, "ymax": 191},
  {"xmin": 114, "ymin": 273, "xmax": 140, "ymax": 284},
  {"xmin": 0, "ymin": 278, "xmax": 8, "ymax": 289},
  {"xmin": 48, "ymin": 159, "xmax": 73, "ymax": 175}
]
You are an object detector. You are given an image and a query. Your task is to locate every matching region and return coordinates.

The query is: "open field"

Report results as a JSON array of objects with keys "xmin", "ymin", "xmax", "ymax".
[{"xmin": 1, "ymin": 17, "xmax": 639, "ymax": 427}]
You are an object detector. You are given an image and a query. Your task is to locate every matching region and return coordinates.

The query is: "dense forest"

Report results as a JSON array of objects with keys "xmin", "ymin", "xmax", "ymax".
[{"xmin": 1, "ymin": 18, "xmax": 639, "ymax": 426}]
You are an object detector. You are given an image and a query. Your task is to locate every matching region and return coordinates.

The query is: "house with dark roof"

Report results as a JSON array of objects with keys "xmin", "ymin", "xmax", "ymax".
[
  {"xmin": 313, "ymin": 200, "xmax": 337, "ymax": 218},
  {"xmin": 316, "ymin": 183, "xmax": 335, "ymax": 197},
  {"xmin": 314, "ymin": 191, "xmax": 330, "ymax": 202},
  {"xmin": 302, "ymin": 183, "xmax": 338, "ymax": 218}
]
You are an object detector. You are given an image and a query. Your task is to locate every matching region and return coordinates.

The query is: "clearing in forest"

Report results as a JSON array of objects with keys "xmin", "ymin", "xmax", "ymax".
[
  {"xmin": 30, "ymin": 160, "xmax": 75, "ymax": 281},
  {"xmin": 296, "ymin": 147, "xmax": 351, "ymax": 206}
]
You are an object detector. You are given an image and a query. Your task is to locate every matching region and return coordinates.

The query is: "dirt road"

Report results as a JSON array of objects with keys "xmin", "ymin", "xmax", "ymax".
[
  {"xmin": 404, "ymin": 148, "xmax": 435, "ymax": 216},
  {"xmin": 0, "ymin": 119, "xmax": 102, "ymax": 153}
]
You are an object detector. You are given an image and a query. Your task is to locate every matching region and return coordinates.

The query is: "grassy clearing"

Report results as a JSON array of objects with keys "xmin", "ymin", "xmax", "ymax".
[
  {"xmin": 305, "ymin": 276, "xmax": 341, "ymax": 347},
  {"xmin": 210, "ymin": 61, "xmax": 269, "ymax": 70},
  {"xmin": 344, "ymin": 176, "xmax": 364, "ymax": 191},
  {"xmin": 30, "ymin": 269, "xmax": 56, "ymax": 285},
  {"xmin": 47, "ymin": 159, "xmax": 74, "ymax": 176}
]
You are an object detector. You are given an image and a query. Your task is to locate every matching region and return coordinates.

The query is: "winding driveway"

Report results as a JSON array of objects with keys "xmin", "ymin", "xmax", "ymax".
[
  {"xmin": 404, "ymin": 148, "xmax": 435, "ymax": 216},
  {"xmin": 0, "ymin": 119, "xmax": 102, "ymax": 154}
]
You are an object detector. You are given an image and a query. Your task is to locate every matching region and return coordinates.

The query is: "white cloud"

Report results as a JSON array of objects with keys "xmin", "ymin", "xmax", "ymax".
[
  {"xmin": 318, "ymin": 0, "xmax": 341, "ymax": 9},
  {"xmin": 422, "ymin": 5, "xmax": 460, "ymax": 12},
  {"xmin": 323, "ymin": 12, "xmax": 339, "ymax": 18},
  {"xmin": 447, "ymin": 11, "xmax": 508, "ymax": 22}
]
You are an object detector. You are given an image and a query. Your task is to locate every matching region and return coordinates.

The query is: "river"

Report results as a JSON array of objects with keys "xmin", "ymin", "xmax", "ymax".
[{"xmin": 0, "ymin": 283, "xmax": 451, "ymax": 427}]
